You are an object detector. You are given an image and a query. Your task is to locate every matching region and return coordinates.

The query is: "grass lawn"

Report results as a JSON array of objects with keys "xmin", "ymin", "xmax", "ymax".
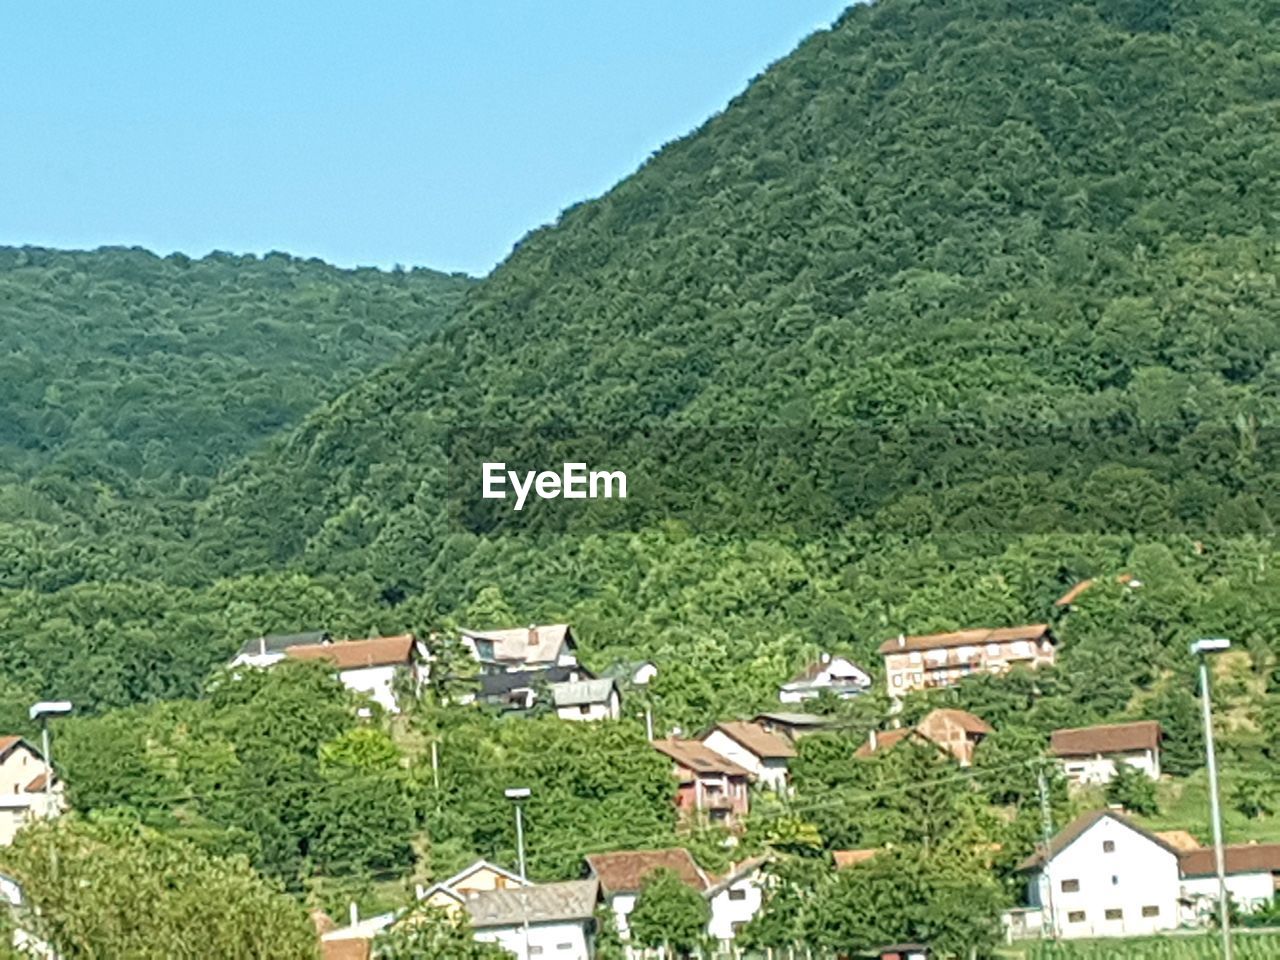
[
  {"xmin": 1134, "ymin": 767, "xmax": 1280, "ymax": 845},
  {"xmin": 1001, "ymin": 929, "xmax": 1280, "ymax": 958}
]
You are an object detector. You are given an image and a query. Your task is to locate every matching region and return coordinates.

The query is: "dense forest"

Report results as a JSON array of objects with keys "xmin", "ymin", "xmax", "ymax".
[{"xmin": 0, "ymin": 0, "xmax": 1278, "ymax": 952}]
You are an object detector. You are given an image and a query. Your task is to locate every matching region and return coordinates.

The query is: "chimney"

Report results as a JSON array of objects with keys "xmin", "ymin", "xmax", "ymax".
[
  {"xmin": 897, "ymin": 633, "xmax": 906, "ymax": 648},
  {"xmin": 528, "ymin": 625, "xmax": 539, "ymax": 645},
  {"xmin": 258, "ymin": 637, "xmax": 266, "ymax": 657},
  {"xmin": 869, "ymin": 730, "xmax": 878, "ymax": 751},
  {"xmin": 348, "ymin": 902, "xmax": 359, "ymax": 926},
  {"xmin": 820, "ymin": 651, "xmax": 831, "ymax": 664}
]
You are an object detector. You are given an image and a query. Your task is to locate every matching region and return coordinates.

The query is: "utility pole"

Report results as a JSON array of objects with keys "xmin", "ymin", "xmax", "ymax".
[
  {"xmin": 1192, "ymin": 638, "xmax": 1233, "ymax": 960},
  {"xmin": 505, "ymin": 787, "xmax": 533, "ymax": 960},
  {"xmin": 1037, "ymin": 763, "xmax": 1058, "ymax": 940}
]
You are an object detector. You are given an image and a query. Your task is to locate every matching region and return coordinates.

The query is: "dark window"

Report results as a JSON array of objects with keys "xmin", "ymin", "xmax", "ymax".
[
  {"xmin": 1105, "ymin": 908, "xmax": 1123, "ymax": 921},
  {"xmin": 1068, "ymin": 911, "xmax": 1086, "ymax": 923},
  {"xmin": 1112, "ymin": 875, "xmax": 1119, "ymax": 885},
  {"xmin": 1103, "ymin": 840, "xmax": 1115, "ymax": 853},
  {"xmin": 1061, "ymin": 879, "xmax": 1080, "ymax": 893},
  {"xmin": 728, "ymin": 889, "xmax": 747, "ymax": 901},
  {"xmin": 1142, "ymin": 905, "xmax": 1160, "ymax": 917}
]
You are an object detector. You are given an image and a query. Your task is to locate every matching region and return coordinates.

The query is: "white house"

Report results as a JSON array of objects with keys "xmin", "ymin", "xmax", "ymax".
[
  {"xmin": 699, "ymin": 721, "xmax": 795, "ymax": 791},
  {"xmin": 1016, "ymin": 810, "xmax": 1182, "ymax": 939},
  {"xmin": 460, "ymin": 624, "xmax": 579, "ymax": 673},
  {"xmin": 1050, "ymin": 721, "xmax": 1161, "ymax": 785},
  {"xmin": 585, "ymin": 848, "xmax": 710, "ymax": 940},
  {"xmin": 0, "ymin": 737, "xmax": 64, "ymax": 846},
  {"xmin": 283, "ymin": 634, "xmax": 427, "ymax": 713},
  {"xmin": 704, "ymin": 858, "xmax": 768, "ymax": 945},
  {"xmin": 1180, "ymin": 843, "xmax": 1280, "ymax": 921},
  {"xmin": 551, "ymin": 678, "xmax": 621, "ymax": 721},
  {"xmin": 778, "ymin": 654, "xmax": 871, "ymax": 703},
  {"xmin": 465, "ymin": 879, "xmax": 599, "ymax": 960}
]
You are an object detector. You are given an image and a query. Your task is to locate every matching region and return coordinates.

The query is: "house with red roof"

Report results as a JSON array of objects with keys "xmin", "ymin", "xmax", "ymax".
[
  {"xmin": 699, "ymin": 720, "xmax": 796, "ymax": 791},
  {"xmin": 1180, "ymin": 842, "xmax": 1280, "ymax": 920},
  {"xmin": 652, "ymin": 738, "xmax": 752, "ymax": 826},
  {"xmin": 0, "ymin": 736, "xmax": 63, "ymax": 846},
  {"xmin": 878, "ymin": 624, "xmax": 1056, "ymax": 696},
  {"xmin": 1050, "ymin": 721, "xmax": 1162, "ymax": 785},
  {"xmin": 283, "ymin": 634, "xmax": 427, "ymax": 713},
  {"xmin": 856, "ymin": 709, "xmax": 994, "ymax": 767}
]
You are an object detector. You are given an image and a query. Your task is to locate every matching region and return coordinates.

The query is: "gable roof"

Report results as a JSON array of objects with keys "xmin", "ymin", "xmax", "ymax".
[
  {"xmin": 833, "ymin": 849, "xmax": 880, "ymax": 869},
  {"xmin": 237, "ymin": 630, "xmax": 330, "ymax": 658},
  {"xmin": 856, "ymin": 709, "xmax": 992, "ymax": 758},
  {"xmin": 438, "ymin": 859, "xmax": 525, "ymax": 891},
  {"xmin": 706, "ymin": 721, "xmax": 796, "ymax": 759},
  {"xmin": 1180, "ymin": 843, "xmax": 1280, "ymax": 878},
  {"xmin": 285, "ymin": 634, "xmax": 417, "ymax": 670},
  {"xmin": 1054, "ymin": 573, "xmax": 1137, "ymax": 607},
  {"xmin": 1017, "ymin": 810, "xmax": 1180, "ymax": 871},
  {"xmin": 585, "ymin": 848, "xmax": 710, "ymax": 894},
  {"xmin": 551, "ymin": 678, "xmax": 618, "ymax": 708},
  {"xmin": 787, "ymin": 655, "xmax": 869, "ymax": 684},
  {"xmin": 1155, "ymin": 829, "xmax": 1202, "ymax": 852},
  {"xmin": 461, "ymin": 624, "xmax": 575, "ymax": 665},
  {"xmin": 854, "ymin": 727, "xmax": 917, "ymax": 758},
  {"xmin": 652, "ymin": 738, "xmax": 753, "ymax": 779},
  {"xmin": 0, "ymin": 737, "xmax": 41, "ymax": 765},
  {"xmin": 465, "ymin": 879, "xmax": 599, "ymax": 928},
  {"xmin": 878, "ymin": 624, "xmax": 1051, "ymax": 655},
  {"xmin": 704, "ymin": 857, "xmax": 768, "ymax": 897},
  {"xmin": 1050, "ymin": 721, "xmax": 1161, "ymax": 757},
  {"xmin": 925, "ymin": 709, "xmax": 994, "ymax": 735},
  {"xmin": 752, "ymin": 712, "xmax": 836, "ymax": 734}
]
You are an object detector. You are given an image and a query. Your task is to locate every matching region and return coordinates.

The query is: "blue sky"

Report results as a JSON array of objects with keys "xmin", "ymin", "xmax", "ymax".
[{"xmin": 2, "ymin": 2, "xmax": 850, "ymax": 276}]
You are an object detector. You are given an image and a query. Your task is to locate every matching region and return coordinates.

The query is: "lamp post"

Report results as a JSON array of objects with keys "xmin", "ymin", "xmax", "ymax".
[
  {"xmin": 28, "ymin": 701, "xmax": 72, "ymax": 818},
  {"xmin": 505, "ymin": 786, "xmax": 532, "ymax": 960},
  {"xmin": 1190, "ymin": 638, "xmax": 1232, "ymax": 960}
]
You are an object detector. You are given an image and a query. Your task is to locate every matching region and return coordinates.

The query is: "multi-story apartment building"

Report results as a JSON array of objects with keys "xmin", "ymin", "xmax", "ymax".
[{"xmin": 878, "ymin": 624, "xmax": 1056, "ymax": 697}]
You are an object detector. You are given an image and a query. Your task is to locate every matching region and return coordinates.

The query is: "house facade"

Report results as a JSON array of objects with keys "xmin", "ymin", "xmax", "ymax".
[
  {"xmin": 704, "ymin": 858, "xmax": 767, "ymax": 944},
  {"xmin": 585, "ymin": 848, "xmax": 710, "ymax": 941},
  {"xmin": 778, "ymin": 654, "xmax": 871, "ymax": 703},
  {"xmin": 551, "ymin": 678, "xmax": 621, "ymax": 721},
  {"xmin": 856, "ymin": 709, "xmax": 992, "ymax": 767},
  {"xmin": 1179, "ymin": 844, "xmax": 1280, "ymax": 920},
  {"xmin": 460, "ymin": 624, "xmax": 579, "ymax": 674},
  {"xmin": 465, "ymin": 879, "xmax": 599, "ymax": 960},
  {"xmin": 284, "ymin": 634, "xmax": 427, "ymax": 713},
  {"xmin": 0, "ymin": 737, "xmax": 63, "ymax": 846},
  {"xmin": 700, "ymin": 721, "xmax": 795, "ymax": 791},
  {"xmin": 879, "ymin": 624, "xmax": 1056, "ymax": 696},
  {"xmin": 1017, "ymin": 810, "xmax": 1181, "ymax": 939},
  {"xmin": 417, "ymin": 859, "xmax": 526, "ymax": 912},
  {"xmin": 652, "ymin": 738, "xmax": 752, "ymax": 826},
  {"xmin": 1050, "ymin": 721, "xmax": 1161, "ymax": 785}
]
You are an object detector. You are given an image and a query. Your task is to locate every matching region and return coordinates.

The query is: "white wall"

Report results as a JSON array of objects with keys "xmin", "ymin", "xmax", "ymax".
[
  {"xmin": 1182, "ymin": 872, "xmax": 1276, "ymax": 918},
  {"xmin": 338, "ymin": 664, "xmax": 401, "ymax": 712},
  {"xmin": 706, "ymin": 873, "xmax": 764, "ymax": 942},
  {"xmin": 1061, "ymin": 750, "xmax": 1159, "ymax": 786},
  {"xmin": 608, "ymin": 893, "xmax": 638, "ymax": 939},
  {"xmin": 1029, "ymin": 816, "xmax": 1180, "ymax": 939},
  {"xmin": 556, "ymin": 694, "xmax": 619, "ymax": 722},
  {"xmin": 474, "ymin": 919, "xmax": 592, "ymax": 960},
  {"xmin": 700, "ymin": 730, "xmax": 787, "ymax": 791}
]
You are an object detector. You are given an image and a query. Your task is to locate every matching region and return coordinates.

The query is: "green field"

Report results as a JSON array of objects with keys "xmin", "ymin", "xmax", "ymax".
[{"xmin": 1007, "ymin": 931, "xmax": 1280, "ymax": 959}]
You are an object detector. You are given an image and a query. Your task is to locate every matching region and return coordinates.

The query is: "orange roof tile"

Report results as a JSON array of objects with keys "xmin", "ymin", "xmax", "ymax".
[
  {"xmin": 877, "ymin": 624, "xmax": 1051, "ymax": 655},
  {"xmin": 653, "ymin": 738, "xmax": 753, "ymax": 779},
  {"xmin": 1180, "ymin": 843, "xmax": 1280, "ymax": 877},
  {"xmin": 1050, "ymin": 721, "xmax": 1161, "ymax": 757},
  {"xmin": 285, "ymin": 634, "xmax": 417, "ymax": 670},
  {"xmin": 707, "ymin": 721, "xmax": 796, "ymax": 759},
  {"xmin": 585, "ymin": 848, "xmax": 709, "ymax": 894},
  {"xmin": 833, "ymin": 849, "xmax": 880, "ymax": 869}
]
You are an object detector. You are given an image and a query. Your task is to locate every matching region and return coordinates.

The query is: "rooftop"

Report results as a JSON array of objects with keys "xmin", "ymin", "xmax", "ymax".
[
  {"xmin": 1050, "ymin": 720, "xmax": 1161, "ymax": 757},
  {"xmin": 237, "ymin": 630, "xmax": 330, "ymax": 658},
  {"xmin": 464, "ymin": 879, "xmax": 599, "ymax": 928},
  {"xmin": 585, "ymin": 848, "xmax": 709, "ymax": 894},
  {"xmin": 652, "ymin": 738, "xmax": 753, "ymax": 779},
  {"xmin": 1017, "ymin": 810, "xmax": 1179, "ymax": 871},
  {"xmin": 551, "ymin": 678, "xmax": 618, "ymax": 708},
  {"xmin": 1180, "ymin": 843, "xmax": 1280, "ymax": 878},
  {"xmin": 461, "ymin": 624, "xmax": 575, "ymax": 665},
  {"xmin": 706, "ymin": 721, "xmax": 796, "ymax": 759},
  {"xmin": 878, "ymin": 624, "xmax": 1052, "ymax": 655},
  {"xmin": 285, "ymin": 634, "xmax": 417, "ymax": 670}
]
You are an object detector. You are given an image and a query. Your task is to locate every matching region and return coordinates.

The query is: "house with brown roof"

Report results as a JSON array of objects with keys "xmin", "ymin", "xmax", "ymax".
[
  {"xmin": 653, "ymin": 739, "xmax": 753, "ymax": 826},
  {"xmin": 460, "ymin": 624, "xmax": 579, "ymax": 673},
  {"xmin": 778, "ymin": 653, "xmax": 871, "ymax": 703},
  {"xmin": 856, "ymin": 709, "xmax": 993, "ymax": 767},
  {"xmin": 878, "ymin": 624, "xmax": 1056, "ymax": 697},
  {"xmin": 1050, "ymin": 721, "xmax": 1161, "ymax": 786},
  {"xmin": 585, "ymin": 848, "xmax": 709, "ymax": 941},
  {"xmin": 283, "ymin": 634, "xmax": 427, "ymax": 713},
  {"xmin": 699, "ymin": 721, "xmax": 796, "ymax": 791},
  {"xmin": 1013, "ymin": 810, "xmax": 1181, "ymax": 940},
  {"xmin": 1180, "ymin": 842, "xmax": 1280, "ymax": 920},
  {"xmin": 0, "ymin": 736, "xmax": 63, "ymax": 846}
]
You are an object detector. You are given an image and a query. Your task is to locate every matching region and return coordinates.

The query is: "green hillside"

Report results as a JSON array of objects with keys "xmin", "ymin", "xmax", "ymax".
[{"xmin": 3, "ymin": 0, "xmax": 1280, "ymax": 731}]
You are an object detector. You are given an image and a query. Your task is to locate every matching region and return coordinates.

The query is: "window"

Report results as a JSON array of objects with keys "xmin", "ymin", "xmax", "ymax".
[
  {"xmin": 556, "ymin": 944, "xmax": 573, "ymax": 952},
  {"xmin": 1142, "ymin": 905, "xmax": 1160, "ymax": 918},
  {"xmin": 728, "ymin": 889, "xmax": 747, "ymax": 901},
  {"xmin": 893, "ymin": 674, "xmax": 903, "ymax": 688},
  {"xmin": 1111, "ymin": 875, "xmax": 1119, "ymax": 886},
  {"xmin": 1061, "ymin": 879, "xmax": 1080, "ymax": 893},
  {"xmin": 1103, "ymin": 840, "xmax": 1115, "ymax": 853},
  {"xmin": 529, "ymin": 948, "xmax": 544, "ymax": 957},
  {"xmin": 579, "ymin": 705, "xmax": 591, "ymax": 715},
  {"xmin": 1105, "ymin": 908, "xmax": 1122, "ymax": 921},
  {"xmin": 1068, "ymin": 911, "xmax": 1085, "ymax": 924}
]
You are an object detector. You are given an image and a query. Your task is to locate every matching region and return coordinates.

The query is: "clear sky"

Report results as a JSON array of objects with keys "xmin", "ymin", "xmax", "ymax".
[{"xmin": 2, "ymin": 2, "xmax": 851, "ymax": 276}]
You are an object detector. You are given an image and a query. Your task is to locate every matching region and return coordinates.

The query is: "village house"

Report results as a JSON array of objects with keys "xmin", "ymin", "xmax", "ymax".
[
  {"xmin": 460, "ymin": 624, "xmax": 579, "ymax": 674},
  {"xmin": 468, "ymin": 664, "xmax": 594, "ymax": 712},
  {"xmin": 856, "ymin": 709, "xmax": 993, "ymax": 767},
  {"xmin": 1013, "ymin": 810, "xmax": 1182, "ymax": 940},
  {"xmin": 778, "ymin": 653, "xmax": 872, "ymax": 703},
  {"xmin": 704, "ymin": 857, "xmax": 769, "ymax": 945},
  {"xmin": 282, "ymin": 634, "xmax": 428, "ymax": 713},
  {"xmin": 465, "ymin": 879, "xmax": 600, "ymax": 960},
  {"xmin": 1179, "ymin": 843, "xmax": 1280, "ymax": 920},
  {"xmin": 0, "ymin": 736, "xmax": 64, "ymax": 846},
  {"xmin": 652, "ymin": 738, "xmax": 753, "ymax": 826},
  {"xmin": 752, "ymin": 711, "xmax": 837, "ymax": 741},
  {"xmin": 550, "ymin": 678, "xmax": 621, "ymax": 721},
  {"xmin": 878, "ymin": 624, "xmax": 1056, "ymax": 696},
  {"xmin": 699, "ymin": 720, "xmax": 795, "ymax": 791},
  {"xmin": 416, "ymin": 859, "xmax": 527, "ymax": 912},
  {"xmin": 585, "ymin": 847, "xmax": 710, "ymax": 941},
  {"xmin": 1050, "ymin": 721, "xmax": 1162, "ymax": 786},
  {"xmin": 230, "ymin": 630, "xmax": 331, "ymax": 669}
]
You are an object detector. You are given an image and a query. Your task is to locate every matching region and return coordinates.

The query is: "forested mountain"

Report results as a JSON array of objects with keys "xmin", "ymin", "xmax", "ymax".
[
  {"xmin": 3, "ymin": 0, "xmax": 1280, "ymax": 727},
  {"xmin": 0, "ymin": 245, "xmax": 470, "ymax": 494}
]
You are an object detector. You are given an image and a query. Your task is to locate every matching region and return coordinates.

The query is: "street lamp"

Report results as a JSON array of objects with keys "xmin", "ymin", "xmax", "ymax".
[
  {"xmin": 504, "ymin": 787, "xmax": 532, "ymax": 960},
  {"xmin": 28, "ymin": 701, "xmax": 71, "ymax": 818},
  {"xmin": 1190, "ymin": 638, "xmax": 1232, "ymax": 960}
]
